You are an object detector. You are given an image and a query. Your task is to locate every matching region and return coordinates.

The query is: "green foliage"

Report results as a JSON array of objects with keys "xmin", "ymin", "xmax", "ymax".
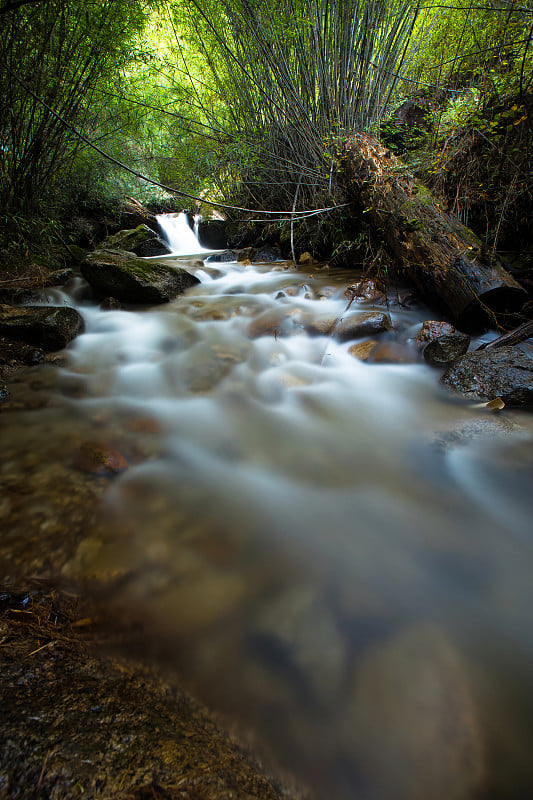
[{"xmin": 0, "ymin": 0, "xmax": 151, "ymax": 217}]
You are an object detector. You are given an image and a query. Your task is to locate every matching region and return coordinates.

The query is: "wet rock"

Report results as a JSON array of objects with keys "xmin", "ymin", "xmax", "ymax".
[
  {"xmin": 298, "ymin": 252, "xmax": 315, "ymax": 265},
  {"xmin": 424, "ymin": 333, "xmax": 471, "ymax": 366},
  {"xmin": 342, "ymin": 624, "xmax": 484, "ymax": 800},
  {"xmin": 251, "ymin": 586, "xmax": 346, "ymax": 708},
  {"xmin": 0, "ymin": 305, "xmax": 85, "ymax": 351},
  {"xmin": 206, "ymin": 249, "xmax": 239, "ymax": 263},
  {"xmin": 345, "ymin": 278, "xmax": 386, "ymax": 304},
  {"xmin": 441, "ymin": 347, "xmax": 533, "ymax": 408},
  {"xmin": 335, "ymin": 311, "xmax": 392, "ymax": 340},
  {"xmin": 0, "ymin": 338, "xmax": 45, "ymax": 367},
  {"xmin": 73, "ymin": 441, "xmax": 129, "ymax": 475},
  {"xmin": 0, "ymin": 382, "xmax": 9, "ymax": 403},
  {"xmin": 197, "ymin": 219, "xmax": 227, "ymax": 249},
  {"xmin": 100, "ymin": 224, "xmax": 171, "ymax": 257},
  {"xmin": 238, "ymin": 247, "xmax": 257, "ymax": 262},
  {"xmin": 417, "ymin": 320, "xmax": 456, "ymax": 344},
  {"xmin": 248, "ymin": 309, "xmax": 296, "ymax": 338},
  {"xmin": 99, "ymin": 296, "xmax": 123, "ymax": 311},
  {"xmin": 371, "ymin": 342, "xmax": 417, "ymax": 363},
  {"xmin": 308, "ymin": 311, "xmax": 392, "ymax": 340},
  {"xmin": 0, "ymin": 593, "xmax": 294, "ymax": 800},
  {"xmin": 349, "ymin": 340, "xmax": 378, "ymax": 361},
  {"xmin": 81, "ymin": 249, "xmax": 200, "ymax": 304},
  {"xmin": 253, "ymin": 246, "xmax": 282, "ymax": 263}
]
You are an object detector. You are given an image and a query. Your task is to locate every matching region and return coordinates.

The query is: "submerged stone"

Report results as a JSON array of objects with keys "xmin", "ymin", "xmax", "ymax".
[
  {"xmin": 441, "ymin": 347, "xmax": 533, "ymax": 407},
  {"xmin": 81, "ymin": 249, "xmax": 200, "ymax": 304},
  {"xmin": 0, "ymin": 304, "xmax": 84, "ymax": 350}
]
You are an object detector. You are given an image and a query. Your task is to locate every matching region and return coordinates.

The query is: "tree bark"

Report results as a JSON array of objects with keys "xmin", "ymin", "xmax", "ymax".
[{"xmin": 340, "ymin": 134, "xmax": 526, "ymax": 328}]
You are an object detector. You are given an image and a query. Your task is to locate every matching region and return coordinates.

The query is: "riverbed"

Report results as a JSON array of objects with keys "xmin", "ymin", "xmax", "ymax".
[{"xmin": 2, "ymin": 230, "xmax": 533, "ymax": 799}]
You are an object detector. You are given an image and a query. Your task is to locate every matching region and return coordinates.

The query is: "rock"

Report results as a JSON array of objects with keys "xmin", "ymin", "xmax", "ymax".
[
  {"xmin": 251, "ymin": 586, "xmax": 346, "ymax": 708},
  {"xmin": 72, "ymin": 441, "xmax": 129, "ymax": 475},
  {"xmin": 424, "ymin": 333, "xmax": 471, "ymax": 366},
  {"xmin": 0, "ymin": 592, "xmax": 293, "ymax": 800},
  {"xmin": 0, "ymin": 383, "xmax": 9, "ymax": 403},
  {"xmin": 99, "ymin": 296, "xmax": 123, "ymax": 311},
  {"xmin": 336, "ymin": 311, "xmax": 392, "ymax": 340},
  {"xmin": 100, "ymin": 224, "xmax": 171, "ymax": 257},
  {"xmin": 308, "ymin": 310, "xmax": 393, "ymax": 340},
  {"xmin": 206, "ymin": 249, "xmax": 239, "ymax": 263},
  {"xmin": 371, "ymin": 342, "xmax": 417, "ymax": 363},
  {"xmin": 394, "ymin": 99, "xmax": 432, "ymax": 129},
  {"xmin": 299, "ymin": 251, "xmax": 315, "ymax": 265},
  {"xmin": 441, "ymin": 347, "xmax": 533, "ymax": 408},
  {"xmin": 238, "ymin": 247, "xmax": 257, "ymax": 262},
  {"xmin": 0, "ymin": 305, "xmax": 85, "ymax": 351},
  {"xmin": 342, "ymin": 624, "xmax": 484, "ymax": 800},
  {"xmin": 345, "ymin": 278, "xmax": 386, "ymax": 304},
  {"xmin": 253, "ymin": 246, "xmax": 282, "ymax": 263},
  {"xmin": 0, "ymin": 338, "xmax": 45, "ymax": 366},
  {"xmin": 197, "ymin": 219, "xmax": 228, "ymax": 249},
  {"xmin": 81, "ymin": 249, "xmax": 200, "ymax": 304},
  {"xmin": 349, "ymin": 340, "xmax": 378, "ymax": 361},
  {"xmin": 247, "ymin": 309, "xmax": 295, "ymax": 338},
  {"xmin": 416, "ymin": 320, "xmax": 456, "ymax": 344}
]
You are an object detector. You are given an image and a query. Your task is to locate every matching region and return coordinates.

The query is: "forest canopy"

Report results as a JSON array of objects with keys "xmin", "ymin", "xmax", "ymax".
[{"xmin": 0, "ymin": 0, "xmax": 531, "ymax": 243}]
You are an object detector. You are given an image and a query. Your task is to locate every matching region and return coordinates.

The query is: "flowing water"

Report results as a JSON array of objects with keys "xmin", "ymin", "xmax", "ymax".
[{"xmin": 2, "ymin": 215, "xmax": 533, "ymax": 800}]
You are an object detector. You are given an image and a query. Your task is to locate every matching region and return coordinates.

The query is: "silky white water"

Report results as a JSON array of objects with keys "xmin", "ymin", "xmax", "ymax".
[{"xmin": 2, "ymin": 218, "xmax": 533, "ymax": 799}]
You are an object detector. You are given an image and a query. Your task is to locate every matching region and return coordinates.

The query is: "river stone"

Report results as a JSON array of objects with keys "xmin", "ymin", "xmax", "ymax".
[
  {"xmin": 81, "ymin": 249, "xmax": 200, "ymax": 304},
  {"xmin": 349, "ymin": 339, "xmax": 378, "ymax": 361},
  {"xmin": 424, "ymin": 332, "xmax": 471, "ymax": 366},
  {"xmin": 253, "ymin": 246, "xmax": 282, "ymax": 263},
  {"xmin": 100, "ymin": 224, "xmax": 171, "ymax": 257},
  {"xmin": 251, "ymin": 585, "xmax": 346, "ymax": 709},
  {"xmin": 441, "ymin": 347, "xmax": 533, "ymax": 407},
  {"xmin": 417, "ymin": 320, "xmax": 456, "ymax": 344},
  {"xmin": 206, "ymin": 249, "xmax": 239, "ymax": 263},
  {"xmin": 342, "ymin": 624, "xmax": 484, "ymax": 800},
  {"xmin": 307, "ymin": 311, "xmax": 392, "ymax": 340},
  {"xmin": 0, "ymin": 304, "xmax": 85, "ymax": 350}
]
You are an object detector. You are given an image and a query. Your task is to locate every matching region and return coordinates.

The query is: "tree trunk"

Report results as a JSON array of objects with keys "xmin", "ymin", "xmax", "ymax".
[{"xmin": 340, "ymin": 134, "xmax": 526, "ymax": 328}]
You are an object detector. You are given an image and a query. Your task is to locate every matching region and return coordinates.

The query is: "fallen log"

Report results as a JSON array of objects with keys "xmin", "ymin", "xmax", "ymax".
[
  {"xmin": 476, "ymin": 319, "xmax": 533, "ymax": 350},
  {"xmin": 339, "ymin": 134, "xmax": 527, "ymax": 328}
]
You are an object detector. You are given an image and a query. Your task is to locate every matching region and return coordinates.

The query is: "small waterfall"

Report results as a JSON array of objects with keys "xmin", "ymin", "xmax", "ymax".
[{"xmin": 157, "ymin": 212, "xmax": 213, "ymax": 256}]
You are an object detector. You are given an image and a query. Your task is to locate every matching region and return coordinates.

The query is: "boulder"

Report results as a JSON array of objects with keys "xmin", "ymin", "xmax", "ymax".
[
  {"xmin": 424, "ymin": 333, "xmax": 471, "ymax": 366},
  {"xmin": 197, "ymin": 219, "xmax": 228, "ymax": 249},
  {"xmin": 441, "ymin": 347, "xmax": 533, "ymax": 408},
  {"xmin": 81, "ymin": 250, "xmax": 200, "ymax": 304},
  {"xmin": 99, "ymin": 224, "xmax": 170, "ymax": 257},
  {"xmin": 0, "ymin": 305, "xmax": 85, "ymax": 351}
]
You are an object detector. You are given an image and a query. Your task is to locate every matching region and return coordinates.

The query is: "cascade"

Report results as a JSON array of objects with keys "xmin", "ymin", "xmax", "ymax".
[{"xmin": 156, "ymin": 211, "xmax": 214, "ymax": 256}]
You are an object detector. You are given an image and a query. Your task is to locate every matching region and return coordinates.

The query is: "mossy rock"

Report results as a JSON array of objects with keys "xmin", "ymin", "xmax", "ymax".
[
  {"xmin": 0, "ymin": 304, "xmax": 85, "ymax": 351},
  {"xmin": 81, "ymin": 249, "xmax": 200, "ymax": 304},
  {"xmin": 100, "ymin": 224, "xmax": 170, "ymax": 257}
]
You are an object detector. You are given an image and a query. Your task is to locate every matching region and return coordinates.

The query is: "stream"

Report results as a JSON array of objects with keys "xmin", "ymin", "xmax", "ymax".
[{"xmin": 2, "ymin": 214, "xmax": 533, "ymax": 800}]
